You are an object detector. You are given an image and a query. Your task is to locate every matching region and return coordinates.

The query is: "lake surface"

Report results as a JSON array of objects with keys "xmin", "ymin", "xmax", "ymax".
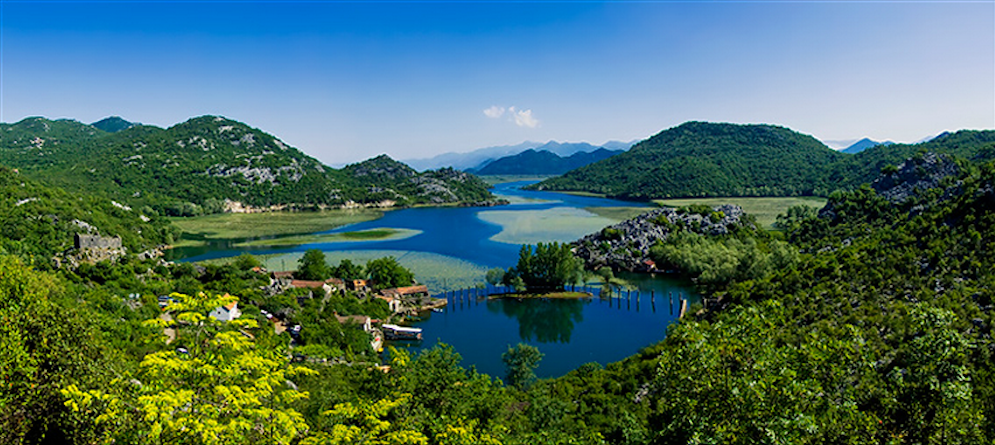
[{"xmin": 175, "ymin": 182, "xmax": 701, "ymax": 377}]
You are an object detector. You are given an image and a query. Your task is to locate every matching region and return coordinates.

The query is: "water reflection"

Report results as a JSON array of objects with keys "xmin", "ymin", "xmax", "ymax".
[{"xmin": 485, "ymin": 298, "xmax": 586, "ymax": 343}]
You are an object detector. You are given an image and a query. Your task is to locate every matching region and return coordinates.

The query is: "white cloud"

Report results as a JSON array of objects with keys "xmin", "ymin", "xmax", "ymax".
[
  {"xmin": 509, "ymin": 106, "xmax": 539, "ymax": 128},
  {"xmin": 483, "ymin": 105, "xmax": 506, "ymax": 119}
]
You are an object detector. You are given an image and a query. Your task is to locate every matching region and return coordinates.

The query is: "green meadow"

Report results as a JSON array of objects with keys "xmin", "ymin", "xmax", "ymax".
[
  {"xmin": 652, "ymin": 196, "xmax": 827, "ymax": 229},
  {"xmin": 583, "ymin": 206, "xmax": 654, "ymax": 222},
  {"xmin": 479, "ymin": 175, "xmax": 556, "ymax": 185}
]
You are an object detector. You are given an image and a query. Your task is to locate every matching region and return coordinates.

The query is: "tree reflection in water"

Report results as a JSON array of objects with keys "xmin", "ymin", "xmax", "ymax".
[{"xmin": 486, "ymin": 298, "xmax": 588, "ymax": 343}]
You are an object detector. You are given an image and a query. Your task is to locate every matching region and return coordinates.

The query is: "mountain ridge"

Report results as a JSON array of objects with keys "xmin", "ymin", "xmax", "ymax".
[{"xmin": 0, "ymin": 115, "xmax": 498, "ymax": 214}]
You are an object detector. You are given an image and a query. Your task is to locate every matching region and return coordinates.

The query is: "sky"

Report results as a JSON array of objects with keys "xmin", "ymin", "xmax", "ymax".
[{"xmin": 2, "ymin": 1, "xmax": 993, "ymax": 165}]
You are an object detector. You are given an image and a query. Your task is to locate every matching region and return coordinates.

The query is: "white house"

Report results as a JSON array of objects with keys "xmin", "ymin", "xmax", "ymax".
[{"xmin": 209, "ymin": 302, "xmax": 241, "ymax": 322}]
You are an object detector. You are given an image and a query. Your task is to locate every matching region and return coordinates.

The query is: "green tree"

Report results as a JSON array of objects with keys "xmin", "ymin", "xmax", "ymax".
[
  {"xmin": 232, "ymin": 252, "xmax": 262, "ymax": 271},
  {"xmin": 504, "ymin": 242, "xmax": 583, "ymax": 293},
  {"xmin": 502, "ymin": 343, "xmax": 544, "ymax": 390},
  {"xmin": 366, "ymin": 257, "xmax": 414, "ymax": 289},
  {"xmin": 0, "ymin": 255, "xmax": 110, "ymax": 445},
  {"xmin": 297, "ymin": 249, "xmax": 331, "ymax": 281},
  {"xmin": 62, "ymin": 291, "xmax": 315, "ymax": 445},
  {"xmin": 485, "ymin": 268, "xmax": 506, "ymax": 287},
  {"xmin": 331, "ymin": 259, "xmax": 365, "ymax": 281}
]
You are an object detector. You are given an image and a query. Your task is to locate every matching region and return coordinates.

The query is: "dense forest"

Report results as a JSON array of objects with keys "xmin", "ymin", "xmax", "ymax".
[
  {"xmin": 0, "ymin": 116, "xmax": 499, "ymax": 215},
  {"xmin": 529, "ymin": 121, "xmax": 995, "ymax": 201}
]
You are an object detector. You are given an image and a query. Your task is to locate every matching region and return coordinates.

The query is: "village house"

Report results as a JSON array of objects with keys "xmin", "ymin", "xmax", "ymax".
[
  {"xmin": 325, "ymin": 278, "xmax": 346, "ymax": 293},
  {"xmin": 290, "ymin": 279, "xmax": 333, "ymax": 301},
  {"xmin": 374, "ymin": 294, "xmax": 404, "ymax": 313},
  {"xmin": 209, "ymin": 301, "xmax": 241, "ymax": 322},
  {"xmin": 377, "ymin": 285, "xmax": 430, "ymax": 313},
  {"xmin": 349, "ymin": 279, "xmax": 371, "ymax": 291}
]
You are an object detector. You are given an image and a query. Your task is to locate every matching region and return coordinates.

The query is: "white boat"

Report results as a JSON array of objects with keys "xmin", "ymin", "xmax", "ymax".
[{"xmin": 382, "ymin": 323, "xmax": 423, "ymax": 340}]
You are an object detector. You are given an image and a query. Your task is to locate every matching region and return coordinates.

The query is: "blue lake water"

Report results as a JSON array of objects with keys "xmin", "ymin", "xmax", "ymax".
[{"xmin": 174, "ymin": 182, "xmax": 701, "ymax": 377}]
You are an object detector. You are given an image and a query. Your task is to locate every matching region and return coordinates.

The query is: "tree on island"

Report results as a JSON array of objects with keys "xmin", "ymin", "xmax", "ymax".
[
  {"xmin": 296, "ymin": 249, "xmax": 331, "ymax": 281},
  {"xmin": 366, "ymin": 256, "xmax": 414, "ymax": 289},
  {"xmin": 502, "ymin": 242, "xmax": 584, "ymax": 293}
]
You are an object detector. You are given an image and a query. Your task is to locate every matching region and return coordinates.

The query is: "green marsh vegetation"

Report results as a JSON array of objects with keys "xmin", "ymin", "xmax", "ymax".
[
  {"xmin": 233, "ymin": 228, "xmax": 420, "ymax": 248},
  {"xmin": 479, "ymin": 174, "xmax": 555, "ymax": 185},
  {"xmin": 583, "ymin": 206, "xmax": 653, "ymax": 222},
  {"xmin": 653, "ymin": 196, "xmax": 826, "ymax": 229},
  {"xmin": 479, "ymin": 207, "xmax": 615, "ymax": 244},
  {"xmin": 169, "ymin": 208, "xmax": 384, "ymax": 246}
]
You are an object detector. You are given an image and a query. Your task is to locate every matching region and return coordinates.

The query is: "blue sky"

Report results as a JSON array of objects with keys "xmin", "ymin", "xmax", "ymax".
[{"xmin": 2, "ymin": 1, "xmax": 993, "ymax": 165}]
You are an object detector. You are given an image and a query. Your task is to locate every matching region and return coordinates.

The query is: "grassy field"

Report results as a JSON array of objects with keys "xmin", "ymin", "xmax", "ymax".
[
  {"xmin": 233, "ymin": 228, "xmax": 420, "ymax": 248},
  {"xmin": 652, "ymin": 197, "xmax": 827, "ymax": 229},
  {"xmin": 478, "ymin": 175, "xmax": 555, "ymax": 185},
  {"xmin": 170, "ymin": 209, "xmax": 384, "ymax": 242},
  {"xmin": 584, "ymin": 206, "xmax": 654, "ymax": 222}
]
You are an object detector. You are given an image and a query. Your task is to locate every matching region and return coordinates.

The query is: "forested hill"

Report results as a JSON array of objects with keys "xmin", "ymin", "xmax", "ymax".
[
  {"xmin": 0, "ymin": 116, "xmax": 497, "ymax": 214},
  {"xmin": 0, "ymin": 165, "xmax": 173, "ymax": 264},
  {"xmin": 468, "ymin": 148, "xmax": 622, "ymax": 176},
  {"xmin": 527, "ymin": 121, "xmax": 844, "ymax": 198}
]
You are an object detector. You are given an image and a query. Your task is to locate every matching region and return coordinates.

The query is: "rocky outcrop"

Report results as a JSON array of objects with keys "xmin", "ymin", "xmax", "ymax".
[
  {"xmin": 871, "ymin": 152, "xmax": 960, "ymax": 204},
  {"xmin": 820, "ymin": 152, "xmax": 962, "ymax": 221},
  {"xmin": 572, "ymin": 204, "xmax": 752, "ymax": 271}
]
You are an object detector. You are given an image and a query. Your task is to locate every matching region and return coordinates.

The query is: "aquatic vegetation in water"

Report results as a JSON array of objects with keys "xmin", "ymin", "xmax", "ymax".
[
  {"xmin": 477, "ymin": 207, "xmax": 615, "ymax": 245},
  {"xmin": 261, "ymin": 249, "xmax": 489, "ymax": 292},
  {"xmin": 233, "ymin": 228, "xmax": 420, "ymax": 247}
]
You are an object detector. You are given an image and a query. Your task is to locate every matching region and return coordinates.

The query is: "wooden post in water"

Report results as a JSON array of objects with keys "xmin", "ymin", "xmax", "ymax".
[{"xmin": 679, "ymin": 298, "xmax": 688, "ymax": 319}]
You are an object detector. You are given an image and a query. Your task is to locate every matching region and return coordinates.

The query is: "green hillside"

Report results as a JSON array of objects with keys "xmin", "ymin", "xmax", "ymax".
[
  {"xmin": 0, "ymin": 165, "xmax": 173, "ymax": 264},
  {"xmin": 528, "ymin": 121, "xmax": 844, "ymax": 199},
  {"xmin": 528, "ymin": 122, "xmax": 995, "ymax": 201},
  {"xmin": 0, "ymin": 116, "xmax": 497, "ymax": 214},
  {"xmin": 827, "ymin": 129, "xmax": 995, "ymax": 189}
]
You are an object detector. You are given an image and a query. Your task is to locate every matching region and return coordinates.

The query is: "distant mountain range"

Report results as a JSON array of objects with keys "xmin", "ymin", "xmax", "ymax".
[
  {"xmin": 530, "ymin": 122, "xmax": 995, "ymax": 200},
  {"xmin": 840, "ymin": 138, "xmax": 894, "ymax": 154},
  {"xmin": 404, "ymin": 139, "xmax": 638, "ymax": 171},
  {"xmin": 0, "ymin": 116, "xmax": 497, "ymax": 214},
  {"xmin": 467, "ymin": 148, "xmax": 623, "ymax": 176}
]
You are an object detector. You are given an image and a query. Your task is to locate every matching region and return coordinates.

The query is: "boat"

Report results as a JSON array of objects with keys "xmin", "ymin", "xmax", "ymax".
[{"xmin": 382, "ymin": 323, "xmax": 423, "ymax": 340}]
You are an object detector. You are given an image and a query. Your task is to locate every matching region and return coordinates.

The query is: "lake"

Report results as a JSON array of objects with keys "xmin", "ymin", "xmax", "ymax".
[{"xmin": 175, "ymin": 181, "xmax": 701, "ymax": 377}]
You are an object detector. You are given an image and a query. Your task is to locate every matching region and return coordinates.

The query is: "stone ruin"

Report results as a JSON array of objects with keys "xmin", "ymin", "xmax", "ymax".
[{"xmin": 74, "ymin": 233, "xmax": 123, "ymax": 250}]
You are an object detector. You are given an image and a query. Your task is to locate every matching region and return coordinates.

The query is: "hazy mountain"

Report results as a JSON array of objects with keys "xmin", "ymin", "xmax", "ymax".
[
  {"xmin": 469, "ymin": 148, "xmax": 622, "ymax": 176},
  {"xmin": 404, "ymin": 140, "xmax": 635, "ymax": 171},
  {"xmin": 91, "ymin": 116, "xmax": 136, "ymax": 133},
  {"xmin": 821, "ymin": 138, "xmax": 860, "ymax": 151},
  {"xmin": 404, "ymin": 141, "xmax": 542, "ymax": 171},
  {"xmin": 842, "ymin": 138, "xmax": 894, "ymax": 154}
]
